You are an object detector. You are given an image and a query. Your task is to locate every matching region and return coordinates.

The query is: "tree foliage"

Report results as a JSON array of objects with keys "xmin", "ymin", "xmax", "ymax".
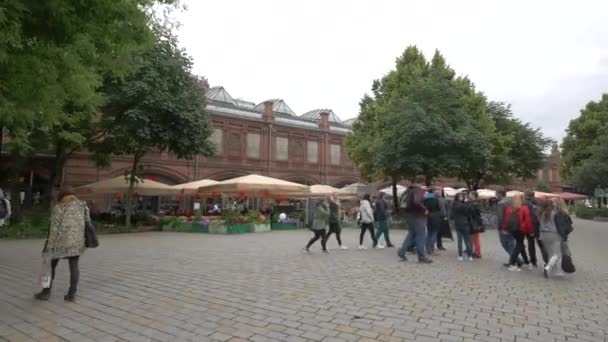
[
  {"xmin": 92, "ymin": 28, "xmax": 214, "ymax": 227},
  {"xmin": 571, "ymin": 136, "xmax": 608, "ymax": 194},
  {"xmin": 346, "ymin": 45, "xmax": 552, "ymax": 192},
  {"xmin": 561, "ymin": 93, "xmax": 608, "ymax": 181},
  {"xmin": 0, "ymin": 0, "xmax": 175, "ymax": 221}
]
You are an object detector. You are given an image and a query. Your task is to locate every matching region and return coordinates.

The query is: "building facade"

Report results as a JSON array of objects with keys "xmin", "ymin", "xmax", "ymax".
[{"xmin": 59, "ymin": 85, "xmax": 361, "ymax": 189}]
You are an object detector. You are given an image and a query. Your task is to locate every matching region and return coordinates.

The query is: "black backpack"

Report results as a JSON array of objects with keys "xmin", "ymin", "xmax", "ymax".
[{"xmin": 506, "ymin": 210, "xmax": 520, "ymax": 234}]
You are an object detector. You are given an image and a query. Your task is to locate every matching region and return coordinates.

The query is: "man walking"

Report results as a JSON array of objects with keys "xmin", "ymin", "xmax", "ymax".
[
  {"xmin": 326, "ymin": 193, "xmax": 347, "ymax": 249},
  {"xmin": 373, "ymin": 192, "xmax": 394, "ymax": 248},
  {"xmin": 496, "ymin": 189, "xmax": 516, "ymax": 266}
]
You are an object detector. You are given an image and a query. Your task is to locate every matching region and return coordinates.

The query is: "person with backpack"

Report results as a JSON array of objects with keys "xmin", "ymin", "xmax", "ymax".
[
  {"xmin": 398, "ymin": 185, "xmax": 432, "ymax": 263},
  {"xmin": 495, "ymin": 189, "xmax": 515, "ymax": 263},
  {"xmin": 358, "ymin": 194, "xmax": 379, "ymax": 249},
  {"xmin": 304, "ymin": 199, "xmax": 330, "ymax": 254},
  {"xmin": 540, "ymin": 198, "xmax": 574, "ymax": 278},
  {"xmin": 326, "ymin": 194, "xmax": 347, "ymax": 250},
  {"xmin": 373, "ymin": 192, "xmax": 393, "ymax": 248},
  {"xmin": 450, "ymin": 193, "xmax": 473, "ymax": 261},
  {"xmin": 0, "ymin": 189, "xmax": 11, "ymax": 227},
  {"xmin": 423, "ymin": 188, "xmax": 442, "ymax": 256},
  {"xmin": 502, "ymin": 194, "xmax": 534, "ymax": 271},
  {"xmin": 524, "ymin": 191, "xmax": 545, "ymax": 268},
  {"xmin": 468, "ymin": 191, "xmax": 484, "ymax": 258}
]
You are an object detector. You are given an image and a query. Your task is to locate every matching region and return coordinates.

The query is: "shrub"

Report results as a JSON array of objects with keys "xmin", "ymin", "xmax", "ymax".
[{"xmin": 575, "ymin": 205, "xmax": 608, "ymax": 219}]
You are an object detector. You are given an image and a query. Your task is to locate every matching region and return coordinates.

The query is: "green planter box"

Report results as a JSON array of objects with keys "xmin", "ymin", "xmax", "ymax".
[
  {"xmin": 226, "ymin": 223, "xmax": 252, "ymax": 234},
  {"xmin": 192, "ymin": 223, "xmax": 209, "ymax": 233},
  {"xmin": 252, "ymin": 223, "xmax": 271, "ymax": 232},
  {"xmin": 271, "ymin": 222, "xmax": 299, "ymax": 230}
]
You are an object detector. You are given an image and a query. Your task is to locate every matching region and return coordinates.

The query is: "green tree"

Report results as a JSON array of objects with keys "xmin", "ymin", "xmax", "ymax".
[
  {"xmin": 92, "ymin": 28, "xmax": 214, "ymax": 228},
  {"xmin": 0, "ymin": 0, "xmax": 174, "ymax": 221},
  {"xmin": 571, "ymin": 136, "xmax": 608, "ymax": 195},
  {"xmin": 561, "ymin": 93, "xmax": 608, "ymax": 181}
]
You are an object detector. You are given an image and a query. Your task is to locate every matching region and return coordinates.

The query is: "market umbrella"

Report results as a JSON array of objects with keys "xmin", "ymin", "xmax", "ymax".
[
  {"xmin": 75, "ymin": 175, "xmax": 179, "ymax": 196},
  {"xmin": 477, "ymin": 189, "xmax": 497, "ymax": 199},
  {"xmin": 444, "ymin": 187, "xmax": 467, "ymax": 197},
  {"xmin": 173, "ymin": 179, "xmax": 219, "ymax": 195},
  {"xmin": 197, "ymin": 174, "xmax": 309, "ymax": 195},
  {"xmin": 379, "ymin": 185, "xmax": 407, "ymax": 198},
  {"xmin": 553, "ymin": 192, "xmax": 587, "ymax": 201},
  {"xmin": 338, "ymin": 183, "xmax": 369, "ymax": 197}
]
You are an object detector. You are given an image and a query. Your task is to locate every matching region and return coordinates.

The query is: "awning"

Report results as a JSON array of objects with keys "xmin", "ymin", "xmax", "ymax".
[
  {"xmin": 197, "ymin": 174, "xmax": 309, "ymax": 195},
  {"xmin": 75, "ymin": 175, "xmax": 179, "ymax": 196}
]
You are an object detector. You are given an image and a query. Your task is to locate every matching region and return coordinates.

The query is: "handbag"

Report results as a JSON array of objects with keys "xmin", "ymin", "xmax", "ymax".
[
  {"xmin": 38, "ymin": 255, "xmax": 52, "ymax": 288},
  {"xmin": 85, "ymin": 220, "xmax": 99, "ymax": 248},
  {"xmin": 561, "ymin": 241, "xmax": 575, "ymax": 273}
]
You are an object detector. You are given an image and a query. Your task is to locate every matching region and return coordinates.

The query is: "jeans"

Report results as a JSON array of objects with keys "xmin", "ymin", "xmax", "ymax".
[
  {"xmin": 525, "ymin": 234, "xmax": 538, "ymax": 266},
  {"xmin": 306, "ymin": 229, "xmax": 328, "ymax": 251},
  {"xmin": 510, "ymin": 232, "xmax": 529, "ymax": 266},
  {"xmin": 455, "ymin": 223, "xmax": 473, "ymax": 257},
  {"xmin": 49, "ymin": 256, "xmax": 80, "ymax": 295},
  {"xmin": 426, "ymin": 216, "xmax": 440, "ymax": 254},
  {"xmin": 359, "ymin": 223, "xmax": 376, "ymax": 246},
  {"xmin": 327, "ymin": 222, "xmax": 342, "ymax": 246},
  {"xmin": 373, "ymin": 220, "xmax": 392, "ymax": 246},
  {"xmin": 399, "ymin": 216, "xmax": 427, "ymax": 260}
]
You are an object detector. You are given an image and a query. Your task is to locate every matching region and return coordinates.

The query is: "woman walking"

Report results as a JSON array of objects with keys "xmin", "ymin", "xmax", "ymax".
[
  {"xmin": 304, "ymin": 199, "xmax": 330, "ymax": 253},
  {"xmin": 358, "ymin": 194, "xmax": 379, "ymax": 249},
  {"xmin": 326, "ymin": 194, "xmax": 347, "ymax": 249},
  {"xmin": 540, "ymin": 198, "xmax": 573, "ymax": 278},
  {"xmin": 503, "ymin": 194, "xmax": 534, "ymax": 271},
  {"xmin": 373, "ymin": 192, "xmax": 393, "ymax": 248},
  {"xmin": 451, "ymin": 193, "xmax": 473, "ymax": 261},
  {"xmin": 35, "ymin": 187, "xmax": 91, "ymax": 302},
  {"xmin": 436, "ymin": 189, "xmax": 451, "ymax": 251},
  {"xmin": 468, "ymin": 191, "xmax": 483, "ymax": 258},
  {"xmin": 423, "ymin": 188, "xmax": 442, "ymax": 256}
]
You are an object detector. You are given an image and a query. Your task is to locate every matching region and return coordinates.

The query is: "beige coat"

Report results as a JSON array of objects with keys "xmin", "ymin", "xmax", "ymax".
[{"xmin": 43, "ymin": 195, "xmax": 90, "ymax": 259}]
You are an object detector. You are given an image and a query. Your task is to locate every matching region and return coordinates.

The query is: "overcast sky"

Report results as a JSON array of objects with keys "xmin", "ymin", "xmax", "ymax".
[{"xmin": 172, "ymin": 0, "xmax": 608, "ymax": 141}]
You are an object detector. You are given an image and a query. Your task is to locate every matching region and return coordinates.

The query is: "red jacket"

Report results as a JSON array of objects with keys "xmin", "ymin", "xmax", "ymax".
[{"xmin": 501, "ymin": 206, "xmax": 534, "ymax": 235}]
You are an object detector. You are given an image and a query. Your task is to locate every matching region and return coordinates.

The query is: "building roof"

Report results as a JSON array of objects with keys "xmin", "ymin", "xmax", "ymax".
[
  {"xmin": 300, "ymin": 109, "xmax": 342, "ymax": 123},
  {"xmin": 204, "ymin": 84, "xmax": 352, "ymax": 132},
  {"xmin": 206, "ymin": 87, "xmax": 237, "ymax": 105},
  {"xmin": 342, "ymin": 118, "xmax": 356, "ymax": 127},
  {"xmin": 253, "ymin": 99, "xmax": 296, "ymax": 116}
]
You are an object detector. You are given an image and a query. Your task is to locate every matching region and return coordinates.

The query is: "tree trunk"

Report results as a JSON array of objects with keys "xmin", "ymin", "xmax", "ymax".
[
  {"xmin": 9, "ymin": 167, "xmax": 22, "ymax": 224},
  {"xmin": 125, "ymin": 153, "xmax": 142, "ymax": 229},
  {"xmin": 47, "ymin": 144, "xmax": 68, "ymax": 207},
  {"xmin": 391, "ymin": 177, "xmax": 399, "ymax": 213},
  {"xmin": 424, "ymin": 175, "xmax": 432, "ymax": 187}
]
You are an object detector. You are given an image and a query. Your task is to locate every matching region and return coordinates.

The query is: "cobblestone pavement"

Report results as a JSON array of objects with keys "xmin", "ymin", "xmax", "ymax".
[{"xmin": 1, "ymin": 219, "xmax": 608, "ymax": 342}]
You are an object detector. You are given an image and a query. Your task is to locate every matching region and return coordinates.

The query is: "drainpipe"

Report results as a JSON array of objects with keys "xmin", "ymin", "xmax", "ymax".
[
  {"xmin": 194, "ymin": 155, "xmax": 199, "ymax": 180},
  {"xmin": 263, "ymin": 101, "xmax": 274, "ymax": 177}
]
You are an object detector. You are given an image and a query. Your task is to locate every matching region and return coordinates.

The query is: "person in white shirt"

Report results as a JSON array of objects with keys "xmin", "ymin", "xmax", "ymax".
[
  {"xmin": 0, "ymin": 189, "xmax": 11, "ymax": 227},
  {"xmin": 358, "ymin": 194, "xmax": 379, "ymax": 249}
]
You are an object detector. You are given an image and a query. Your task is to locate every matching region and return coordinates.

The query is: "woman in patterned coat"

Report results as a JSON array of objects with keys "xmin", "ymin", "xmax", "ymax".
[{"xmin": 35, "ymin": 187, "xmax": 91, "ymax": 302}]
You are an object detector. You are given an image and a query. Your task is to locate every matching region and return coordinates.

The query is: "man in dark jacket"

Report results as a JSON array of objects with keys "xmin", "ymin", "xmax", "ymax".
[
  {"xmin": 326, "ymin": 194, "xmax": 346, "ymax": 249},
  {"xmin": 525, "ymin": 191, "xmax": 548, "ymax": 266},
  {"xmin": 397, "ymin": 186, "xmax": 432, "ymax": 263},
  {"xmin": 373, "ymin": 192, "xmax": 393, "ymax": 248}
]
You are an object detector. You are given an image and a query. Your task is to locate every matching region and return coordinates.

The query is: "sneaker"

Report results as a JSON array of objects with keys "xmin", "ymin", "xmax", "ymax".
[
  {"xmin": 554, "ymin": 271, "xmax": 566, "ymax": 277},
  {"xmin": 503, "ymin": 263, "xmax": 511, "ymax": 267},
  {"xmin": 468, "ymin": 257, "xmax": 474, "ymax": 262},
  {"xmin": 358, "ymin": 245, "xmax": 366, "ymax": 250},
  {"xmin": 322, "ymin": 250, "xmax": 329, "ymax": 254},
  {"xmin": 508, "ymin": 265, "xmax": 521, "ymax": 272},
  {"xmin": 375, "ymin": 245, "xmax": 385, "ymax": 249},
  {"xmin": 457, "ymin": 256, "xmax": 464, "ymax": 261},
  {"xmin": 543, "ymin": 267, "xmax": 549, "ymax": 278},
  {"xmin": 64, "ymin": 293, "xmax": 76, "ymax": 302},
  {"xmin": 399, "ymin": 256, "xmax": 408, "ymax": 262},
  {"xmin": 340, "ymin": 245, "xmax": 348, "ymax": 250},
  {"xmin": 303, "ymin": 248, "xmax": 311, "ymax": 254},
  {"xmin": 34, "ymin": 289, "xmax": 51, "ymax": 301},
  {"xmin": 438, "ymin": 247, "xmax": 447, "ymax": 251},
  {"xmin": 526, "ymin": 264, "xmax": 535, "ymax": 270},
  {"xmin": 418, "ymin": 258, "xmax": 433, "ymax": 264},
  {"xmin": 387, "ymin": 244, "xmax": 395, "ymax": 248}
]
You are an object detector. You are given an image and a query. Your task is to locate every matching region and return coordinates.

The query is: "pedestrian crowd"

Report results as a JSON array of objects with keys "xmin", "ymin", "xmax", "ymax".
[{"xmin": 304, "ymin": 186, "xmax": 575, "ymax": 278}]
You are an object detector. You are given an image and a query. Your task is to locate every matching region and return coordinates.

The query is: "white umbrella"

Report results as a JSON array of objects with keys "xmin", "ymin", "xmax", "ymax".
[
  {"xmin": 172, "ymin": 179, "xmax": 219, "ymax": 195},
  {"xmin": 379, "ymin": 185, "xmax": 407, "ymax": 198}
]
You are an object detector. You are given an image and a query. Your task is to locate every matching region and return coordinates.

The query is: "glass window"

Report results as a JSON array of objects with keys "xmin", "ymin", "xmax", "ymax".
[
  {"xmin": 246, "ymin": 133, "xmax": 261, "ymax": 159},
  {"xmin": 276, "ymin": 137, "xmax": 288, "ymax": 160},
  {"xmin": 330, "ymin": 144, "xmax": 341, "ymax": 165},
  {"xmin": 211, "ymin": 128, "xmax": 223, "ymax": 155},
  {"xmin": 307, "ymin": 141, "xmax": 318, "ymax": 163}
]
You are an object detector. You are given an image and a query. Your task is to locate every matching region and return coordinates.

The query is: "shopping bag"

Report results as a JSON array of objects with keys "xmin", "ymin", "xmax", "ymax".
[
  {"xmin": 38, "ymin": 256, "xmax": 52, "ymax": 288},
  {"xmin": 561, "ymin": 241, "xmax": 576, "ymax": 274}
]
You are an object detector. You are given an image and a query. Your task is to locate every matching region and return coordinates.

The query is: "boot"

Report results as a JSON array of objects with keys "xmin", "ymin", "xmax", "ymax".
[
  {"xmin": 64, "ymin": 293, "xmax": 76, "ymax": 302},
  {"xmin": 34, "ymin": 288, "xmax": 51, "ymax": 301}
]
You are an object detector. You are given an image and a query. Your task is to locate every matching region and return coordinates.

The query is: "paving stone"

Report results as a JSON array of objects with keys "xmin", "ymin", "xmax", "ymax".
[{"xmin": 0, "ymin": 224, "xmax": 606, "ymax": 342}]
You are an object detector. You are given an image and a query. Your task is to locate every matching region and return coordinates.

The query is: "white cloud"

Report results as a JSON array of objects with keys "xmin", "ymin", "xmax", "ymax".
[{"xmin": 172, "ymin": 0, "xmax": 608, "ymax": 141}]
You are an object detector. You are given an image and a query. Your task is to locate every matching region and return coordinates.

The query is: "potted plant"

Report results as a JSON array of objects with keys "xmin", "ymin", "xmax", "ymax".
[{"xmin": 248, "ymin": 212, "xmax": 270, "ymax": 232}]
